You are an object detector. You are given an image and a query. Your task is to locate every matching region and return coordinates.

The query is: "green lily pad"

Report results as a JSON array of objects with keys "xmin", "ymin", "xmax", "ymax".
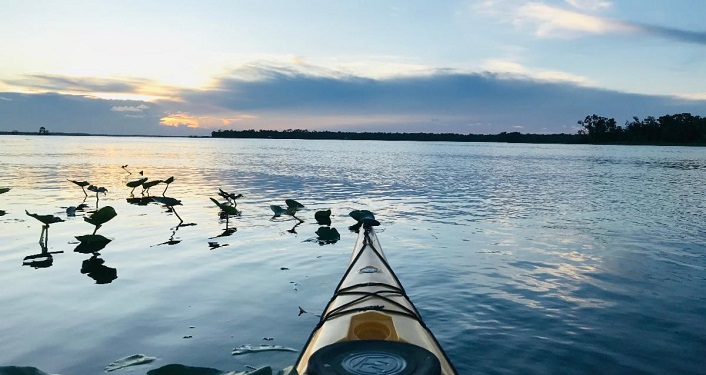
[
  {"xmin": 67, "ymin": 180, "xmax": 89, "ymax": 187},
  {"xmin": 76, "ymin": 234, "xmax": 112, "ymax": 244},
  {"xmin": 210, "ymin": 198, "xmax": 239, "ymax": 216},
  {"xmin": 25, "ymin": 210, "xmax": 64, "ymax": 225},
  {"xmin": 84, "ymin": 206, "xmax": 117, "ymax": 226},
  {"xmin": 315, "ymin": 209, "xmax": 332, "ymax": 226},
  {"xmin": 88, "ymin": 185, "xmax": 108, "ymax": 194},
  {"xmin": 349, "ymin": 210, "xmax": 380, "ymax": 227},
  {"xmin": 127, "ymin": 177, "xmax": 148, "ymax": 188},
  {"xmin": 143, "ymin": 180, "xmax": 163, "ymax": 189},
  {"xmin": 270, "ymin": 205, "xmax": 286, "ymax": 217},
  {"xmin": 285, "ymin": 199, "xmax": 304, "ymax": 210},
  {"xmin": 75, "ymin": 235, "xmax": 111, "ymax": 253}
]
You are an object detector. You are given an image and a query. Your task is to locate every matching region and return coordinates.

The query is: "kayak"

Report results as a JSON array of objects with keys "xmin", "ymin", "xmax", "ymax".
[{"xmin": 293, "ymin": 220, "xmax": 458, "ymax": 375}]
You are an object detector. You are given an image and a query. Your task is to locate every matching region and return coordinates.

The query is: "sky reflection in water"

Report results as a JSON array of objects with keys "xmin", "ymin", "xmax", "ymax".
[{"xmin": 0, "ymin": 137, "xmax": 705, "ymax": 374}]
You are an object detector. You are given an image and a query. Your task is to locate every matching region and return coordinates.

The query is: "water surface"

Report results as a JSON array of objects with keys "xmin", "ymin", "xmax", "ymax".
[{"xmin": 0, "ymin": 136, "xmax": 705, "ymax": 374}]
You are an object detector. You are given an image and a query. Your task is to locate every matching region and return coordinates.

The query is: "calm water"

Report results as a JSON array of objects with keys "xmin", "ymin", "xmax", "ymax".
[{"xmin": 0, "ymin": 136, "xmax": 705, "ymax": 374}]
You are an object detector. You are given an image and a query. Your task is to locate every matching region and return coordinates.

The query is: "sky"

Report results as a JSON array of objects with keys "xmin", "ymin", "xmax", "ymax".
[{"xmin": 1, "ymin": 0, "xmax": 705, "ymax": 136}]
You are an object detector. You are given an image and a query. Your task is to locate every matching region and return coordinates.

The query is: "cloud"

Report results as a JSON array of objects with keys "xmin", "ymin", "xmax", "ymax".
[
  {"xmin": 153, "ymin": 63, "xmax": 706, "ymax": 134},
  {"xmin": 2, "ymin": 63, "xmax": 705, "ymax": 136},
  {"xmin": 635, "ymin": 23, "xmax": 706, "ymax": 45},
  {"xmin": 480, "ymin": 59, "xmax": 594, "ymax": 85},
  {"xmin": 5, "ymin": 74, "xmax": 142, "ymax": 93},
  {"xmin": 564, "ymin": 0, "xmax": 612, "ymax": 11},
  {"xmin": 111, "ymin": 104, "xmax": 149, "ymax": 112},
  {"xmin": 0, "ymin": 92, "xmax": 204, "ymax": 136},
  {"xmin": 2, "ymin": 74, "xmax": 177, "ymax": 101},
  {"xmin": 516, "ymin": 3, "xmax": 635, "ymax": 37},
  {"xmin": 516, "ymin": 2, "xmax": 706, "ymax": 45}
]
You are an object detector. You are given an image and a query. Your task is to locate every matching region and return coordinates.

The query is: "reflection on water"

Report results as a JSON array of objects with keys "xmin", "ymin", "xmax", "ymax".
[
  {"xmin": 0, "ymin": 137, "xmax": 705, "ymax": 374},
  {"xmin": 80, "ymin": 254, "xmax": 117, "ymax": 284},
  {"xmin": 22, "ymin": 236, "xmax": 63, "ymax": 269}
]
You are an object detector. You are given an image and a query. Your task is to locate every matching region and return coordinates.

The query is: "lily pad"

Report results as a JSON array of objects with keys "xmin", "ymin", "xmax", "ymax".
[
  {"xmin": 87, "ymin": 185, "xmax": 108, "ymax": 194},
  {"xmin": 143, "ymin": 180, "xmax": 163, "ymax": 189},
  {"xmin": 218, "ymin": 188, "xmax": 242, "ymax": 202},
  {"xmin": 84, "ymin": 206, "xmax": 117, "ymax": 226},
  {"xmin": 25, "ymin": 210, "xmax": 64, "ymax": 225},
  {"xmin": 210, "ymin": 198, "xmax": 239, "ymax": 215},
  {"xmin": 67, "ymin": 180, "xmax": 89, "ymax": 187},
  {"xmin": 349, "ymin": 210, "xmax": 380, "ymax": 227},
  {"xmin": 0, "ymin": 187, "xmax": 11, "ymax": 194},
  {"xmin": 76, "ymin": 234, "xmax": 112, "ymax": 244},
  {"xmin": 270, "ymin": 205, "xmax": 286, "ymax": 217},
  {"xmin": 285, "ymin": 199, "xmax": 304, "ymax": 210},
  {"xmin": 314, "ymin": 209, "xmax": 332, "ymax": 226},
  {"xmin": 126, "ymin": 177, "xmax": 148, "ymax": 188}
]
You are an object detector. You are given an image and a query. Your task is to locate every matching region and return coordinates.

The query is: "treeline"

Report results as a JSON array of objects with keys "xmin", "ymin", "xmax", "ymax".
[
  {"xmin": 212, "ymin": 113, "xmax": 706, "ymax": 145},
  {"xmin": 578, "ymin": 113, "xmax": 706, "ymax": 144},
  {"xmin": 211, "ymin": 129, "xmax": 580, "ymax": 143}
]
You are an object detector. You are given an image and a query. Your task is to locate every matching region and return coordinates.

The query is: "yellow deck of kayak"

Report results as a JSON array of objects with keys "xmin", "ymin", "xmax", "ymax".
[{"xmin": 294, "ymin": 225, "xmax": 457, "ymax": 374}]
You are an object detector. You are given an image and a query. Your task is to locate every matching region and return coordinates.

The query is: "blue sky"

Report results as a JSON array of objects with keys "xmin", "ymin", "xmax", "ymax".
[{"xmin": 1, "ymin": 0, "xmax": 705, "ymax": 136}]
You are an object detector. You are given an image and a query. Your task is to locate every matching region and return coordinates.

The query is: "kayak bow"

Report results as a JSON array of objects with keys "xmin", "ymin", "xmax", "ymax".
[{"xmin": 293, "ymin": 224, "xmax": 458, "ymax": 375}]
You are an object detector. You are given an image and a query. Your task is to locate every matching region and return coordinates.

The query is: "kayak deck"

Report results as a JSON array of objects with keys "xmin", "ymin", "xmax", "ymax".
[{"xmin": 293, "ymin": 225, "xmax": 458, "ymax": 375}]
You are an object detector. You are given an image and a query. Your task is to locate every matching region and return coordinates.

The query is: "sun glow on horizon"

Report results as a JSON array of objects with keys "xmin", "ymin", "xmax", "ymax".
[{"xmin": 160, "ymin": 112, "xmax": 258, "ymax": 129}]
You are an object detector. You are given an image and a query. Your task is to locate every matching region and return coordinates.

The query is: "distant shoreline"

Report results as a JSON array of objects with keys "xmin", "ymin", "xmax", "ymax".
[
  {"xmin": 0, "ymin": 131, "xmax": 208, "ymax": 138},
  {"xmin": 3, "ymin": 128, "xmax": 705, "ymax": 146}
]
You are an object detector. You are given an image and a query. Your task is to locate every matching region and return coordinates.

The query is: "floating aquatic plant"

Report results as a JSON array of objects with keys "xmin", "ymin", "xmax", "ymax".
[
  {"xmin": 271, "ymin": 199, "xmax": 305, "ymax": 221},
  {"xmin": 25, "ymin": 210, "xmax": 64, "ymax": 254},
  {"xmin": 314, "ymin": 209, "xmax": 332, "ymax": 226},
  {"xmin": 87, "ymin": 184, "xmax": 108, "ymax": 206},
  {"xmin": 142, "ymin": 179, "xmax": 162, "ymax": 195},
  {"xmin": 210, "ymin": 197, "xmax": 240, "ymax": 229},
  {"xmin": 218, "ymin": 188, "xmax": 242, "ymax": 205},
  {"xmin": 84, "ymin": 206, "xmax": 117, "ymax": 234},
  {"xmin": 74, "ymin": 206, "xmax": 118, "ymax": 281},
  {"xmin": 68, "ymin": 180, "xmax": 90, "ymax": 196},
  {"xmin": 74, "ymin": 234, "xmax": 112, "ymax": 253},
  {"xmin": 349, "ymin": 209, "xmax": 380, "ymax": 231},
  {"xmin": 127, "ymin": 177, "xmax": 148, "ymax": 195},
  {"xmin": 26, "ymin": 210, "xmax": 65, "ymax": 226},
  {"xmin": 162, "ymin": 176, "xmax": 174, "ymax": 195},
  {"xmin": 0, "ymin": 187, "xmax": 9, "ymax": 216},
  {"xmin": 66, "ymin": 198, "xmax": 89, "ymax": 216}
]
